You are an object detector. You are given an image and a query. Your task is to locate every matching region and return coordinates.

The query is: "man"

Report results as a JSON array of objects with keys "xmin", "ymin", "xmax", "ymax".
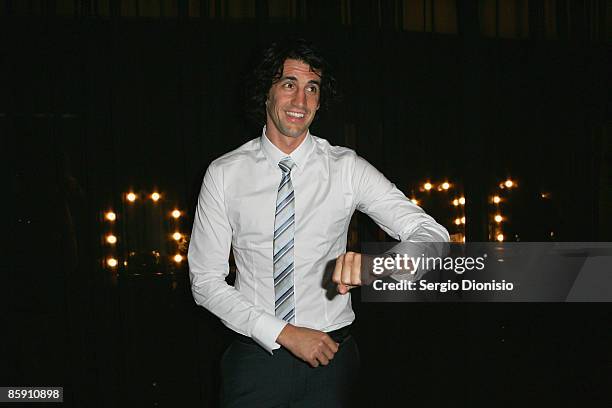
[{"xmin": 188, "ymin": 38, "xmax": 449, "ymax": 407}]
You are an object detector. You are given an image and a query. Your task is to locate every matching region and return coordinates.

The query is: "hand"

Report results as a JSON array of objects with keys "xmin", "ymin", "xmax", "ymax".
[
  {"xmin": 332, "ymin": 251, "xmax": 362, "ymax": 294},
  {"xmin": 333, "ymin": 252, "xmax": 410, "ymax": 294},
  {"xmin": 332, "ymin": 251, "xmax": 380, "ymax": 294},
  {"xmin": 276, "ymin": 324, "xmax": 339, "ymax": 367}
]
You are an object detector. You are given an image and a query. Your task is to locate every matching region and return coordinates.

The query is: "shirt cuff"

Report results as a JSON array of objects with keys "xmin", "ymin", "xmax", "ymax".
[
  {"xmin": 387, "ymin": 243, "xmax": 425, "ymax": 282},
  {"xmin": 388, "ymin": 241, "xmax": 450, "ymax": 282},
  {"xmin": 251, "ymin": 312, "xmax": 288, "ymax": 355}
]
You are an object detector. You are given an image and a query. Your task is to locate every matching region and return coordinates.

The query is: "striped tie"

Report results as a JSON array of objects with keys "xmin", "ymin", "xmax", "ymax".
[{"xmin": 274, "ymin": 157, "xmax": 296, "ymax": 323}]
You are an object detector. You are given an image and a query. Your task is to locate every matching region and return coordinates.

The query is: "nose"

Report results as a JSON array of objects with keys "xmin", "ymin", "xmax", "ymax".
[{"xmin": 292, "ymin": 88, "xmax": 307, "ymax": 109}]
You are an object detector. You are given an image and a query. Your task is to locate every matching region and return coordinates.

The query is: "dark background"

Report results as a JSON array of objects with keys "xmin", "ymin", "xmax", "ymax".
[{"xmin": 3, "ymin": 1, "xmax": 612, "ymax": 407}]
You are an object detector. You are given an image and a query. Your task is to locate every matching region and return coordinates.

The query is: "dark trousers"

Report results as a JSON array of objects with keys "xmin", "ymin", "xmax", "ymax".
[{"xmin": 220, "ymin": 332, "xmax": 360, "ymax": 407}]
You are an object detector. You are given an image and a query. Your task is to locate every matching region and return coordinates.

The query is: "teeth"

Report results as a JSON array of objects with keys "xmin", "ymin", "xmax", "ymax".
[{"xmin": 286, "ymin": 111, "xmax": 304, "ymax": 118}]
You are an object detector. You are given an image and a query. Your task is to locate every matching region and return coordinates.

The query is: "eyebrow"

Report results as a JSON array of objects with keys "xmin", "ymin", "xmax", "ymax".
[{"xmin": 280, "ymin": 75, "xmax": 321, "ymax": 86}]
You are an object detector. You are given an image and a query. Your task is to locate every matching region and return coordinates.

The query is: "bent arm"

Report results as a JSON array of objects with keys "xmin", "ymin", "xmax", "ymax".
[
  {"xmin": 352, "ymin": 155, "xmax": 450, "ymax": 280},
  {"xmin": 188, "ymin": 163, "xmax": 287, "ymax": 354}
]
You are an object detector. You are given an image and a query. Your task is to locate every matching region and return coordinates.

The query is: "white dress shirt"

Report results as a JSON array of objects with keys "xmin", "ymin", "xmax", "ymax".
[{"xmin": 188, "ymin": 127, "xmax": 449, "ymax": 354}]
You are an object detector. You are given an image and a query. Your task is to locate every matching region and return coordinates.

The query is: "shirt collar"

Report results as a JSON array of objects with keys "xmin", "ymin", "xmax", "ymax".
[{"xmin": 260, "ymin": 126, "xmax": 314, "ymax": 172}]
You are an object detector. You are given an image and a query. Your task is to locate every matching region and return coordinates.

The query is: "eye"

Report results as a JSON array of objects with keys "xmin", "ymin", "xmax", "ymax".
[
  {"xmin": 282, "ymin": 82, "xmax": 295, "ymax": 89},
  {"xmin": 306, "ymin": 85, "xmax": 319, "ymax": 93}
]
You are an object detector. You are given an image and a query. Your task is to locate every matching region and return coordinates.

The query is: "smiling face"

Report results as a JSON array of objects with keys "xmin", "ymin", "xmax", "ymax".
[{"xmin": 265, "ymin": 59, "xmax": 321, "ymax": 144}]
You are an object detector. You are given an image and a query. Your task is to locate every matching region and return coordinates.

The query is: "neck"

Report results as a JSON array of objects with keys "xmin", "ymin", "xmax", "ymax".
[{"xmin": 265, "ymin": 129, "xmax": 308, "ymax": 155}]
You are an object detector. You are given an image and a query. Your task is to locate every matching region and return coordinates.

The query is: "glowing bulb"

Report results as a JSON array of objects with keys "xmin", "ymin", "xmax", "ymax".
[
  {"xmin": 504, "ymin": 180, "xmax": 514, "ymax": 188},
  {"xmin": 424, "ymin": 182, "xmax": 432, "ymax": 191},
  {"xmin": 459, "ymin": 197, "xmax": 466, "ymax": 205},
  {"xmin": 454, "ymin": 218, "xmax": 461, "ymax": 225},
  {"xmin": 494, "ymin": 215, "xmax": 503, "ymax": 223},
  {"xmin": 493, "ymin": 196, "xmax": 501, "ymax": 204},
  {"xmin": 410, "ymin": 198, "xmax": 419, "ymax": 205},
  {"xmin": 452, "ymin": 199, "xmax": 459, "ymax": 206},
  {"xmin": 106, "ymin": 235, "xmax": 117, "ymax": 244},
  {"xmin": 172, "ymin": 232, "xmax": 182, "ymax": 241},
  {"xmin": 171, "ymin": 210, "xmax": 181, "ymax": 219},
  {"xmin": 127, "ymin": 192, "xmax": 137, "ymax": 202},
  {"xmin": 461, "ymin": 216, "xmax": 466, "ymax": 224},
  {"xmin": 462, "ymin": 236, "xmax": 466, "ymax": 243},
  {"xmin": 496, "ymin": 233, "xmax": 504, "ymax": 242},
  {"xmin": 105, "ymin": 211, "xmax": 116, "ymax": 221},
  {"xmin": 151, "ymin": 192, "xmax": 161, "ymax": 202},
  {"xmin": 107, "ymin": 258, "xmax": 118, "ymax": 268},
  {"xmin": 442, "ymin": 182, "xmax": 450, "ymax": 190},
  {"xmin": 173, "ymin": 254, "xmax": 183, "ymax": 263}
]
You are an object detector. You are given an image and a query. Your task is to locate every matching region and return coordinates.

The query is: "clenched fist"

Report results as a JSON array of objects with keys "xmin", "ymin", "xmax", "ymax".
[
  {"xmin": 276, "ymin": 324, "xmax": 339, "ymax": 367},
  {"xmin": 332, "ymin": 251, "xmax": 361, "ymax": 294},
  {"xmin": 331, "ymin": 251, "xmax": 381, "ymax": 294}
]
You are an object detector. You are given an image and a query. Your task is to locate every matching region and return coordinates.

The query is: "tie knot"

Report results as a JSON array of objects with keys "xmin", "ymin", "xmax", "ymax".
[{"xmin": 278, "ymin": 157, "xmax": 295, "ymax": 175}]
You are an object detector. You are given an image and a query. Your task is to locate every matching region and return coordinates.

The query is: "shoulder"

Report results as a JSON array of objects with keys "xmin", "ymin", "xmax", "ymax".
[
  {"xmin": 311, "ymin": 135, "xmax": 375, "ymax": 175},
  {"xmin": 209, "ymin": 137, "xmax": 261, "ymax": 171},
  {"xmin": 311, "ymin": 135, "xmax": 359, "ymax": 162}
]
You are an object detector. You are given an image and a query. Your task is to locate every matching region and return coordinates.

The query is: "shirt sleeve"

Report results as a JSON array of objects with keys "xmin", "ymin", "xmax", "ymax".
[
  {"xmin": 187, "ymin": 162, "xmax": 287, "ymax": 354},
  {"xmin": 352, "ymin": 155, "xmax": 450, "ymax": 280}
]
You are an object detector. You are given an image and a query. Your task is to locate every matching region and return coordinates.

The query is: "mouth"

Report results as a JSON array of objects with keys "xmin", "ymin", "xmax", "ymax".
[{"xmin": 285, "ymin": 110, "xmax": 306, "ymax": 122}]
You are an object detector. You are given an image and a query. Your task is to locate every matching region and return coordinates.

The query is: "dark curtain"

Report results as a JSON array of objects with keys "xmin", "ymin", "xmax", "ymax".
[{"xmin": 3, "ymin": 6, "xmax": 611, "ymax": 407}]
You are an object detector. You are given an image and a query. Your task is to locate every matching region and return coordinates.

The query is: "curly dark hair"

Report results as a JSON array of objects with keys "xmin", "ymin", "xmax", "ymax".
[{"xmin": 245, "ymin": 37, "xmax": 340, "ymax": 126}]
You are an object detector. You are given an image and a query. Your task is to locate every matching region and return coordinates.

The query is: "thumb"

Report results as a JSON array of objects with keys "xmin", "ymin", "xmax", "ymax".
[{"xmin": 337, "ymin": 283, "xmax": 349, "ymax": 294}]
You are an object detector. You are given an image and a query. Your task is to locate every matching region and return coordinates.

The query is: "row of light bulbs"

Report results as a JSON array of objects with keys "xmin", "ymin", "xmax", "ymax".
[
  {"xmin": 103, "ymin": 231, "xmax": 184, "ymax": 245},
  {"xmin": 103, "ymin": 210, "xmax": 120, "ymax": 268},
  {"xmin": 422, "ymin": 181, "xmax": 451, "ymax": 192},
  {"xmin": 102, "ymin": 199, "xmax": 186, "ymax": 268},
  {"xmin": 411, "ymin": 195, "xmax": 468, "ymax": 208},
  {"xmin": 104, "ymin": 209, "xmax": 182, "ymax": 221},
  {"xmin": 417, "ymin": 193, "xmax": 507, "ymax": 208},
  {"xmin": 104, "ymin": 253, "xmax": 184, "ymax": 269},
  {"xmin": 493, "ymin": 179, "xmax": 517, "ymax": 242},
  {"xmin": 410, "ymin": 178, "xmax": 518, "ymax": 242},
  {"xmin": 419, "ymin": 179, "xmax": 516, "ymax": 194},
  {"xmin": 125, "ymin": 192, "xmax": 161, "ymax": 202}
]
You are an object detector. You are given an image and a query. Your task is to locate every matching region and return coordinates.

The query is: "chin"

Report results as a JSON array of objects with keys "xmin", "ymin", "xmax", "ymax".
[{"xmin": 281, "ymin": 127, "xmax": 307, "ymax": 139}]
